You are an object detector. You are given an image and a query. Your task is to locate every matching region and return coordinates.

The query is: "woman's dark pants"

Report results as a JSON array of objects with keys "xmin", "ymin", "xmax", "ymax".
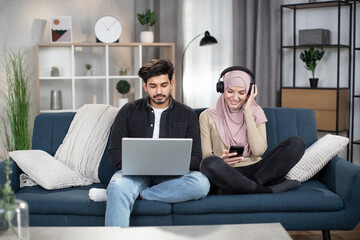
[{"xmin": 200, "ymin": 136, "xmax": 305, "ymax": 194}]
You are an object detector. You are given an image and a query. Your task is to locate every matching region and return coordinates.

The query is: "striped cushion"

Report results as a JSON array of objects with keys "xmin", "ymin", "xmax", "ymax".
[{"xmin": 286, "ymin": 134, "xmax": 349, "ymax": 182}]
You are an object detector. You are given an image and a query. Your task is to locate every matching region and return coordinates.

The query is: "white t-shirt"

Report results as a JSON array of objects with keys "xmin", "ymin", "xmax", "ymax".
[{"xmin": 151, "ymin": 106, "xmax": 168, "ymax": 138}]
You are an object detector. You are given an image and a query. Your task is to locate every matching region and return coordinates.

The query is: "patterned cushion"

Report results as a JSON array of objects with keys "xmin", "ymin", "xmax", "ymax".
[
  {"xmin": 286, "ymin": 134, "xmax": 349, "ymax": 182},
  {"xmin": 9, "ymin": 150, "xmax": 91, "ymax": 190}
]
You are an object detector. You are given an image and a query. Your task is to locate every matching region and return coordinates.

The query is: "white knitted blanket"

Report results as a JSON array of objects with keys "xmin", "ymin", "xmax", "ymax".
[{"xmin": 55, "ymin": 104, "xmax": 119, "ymax": 183}]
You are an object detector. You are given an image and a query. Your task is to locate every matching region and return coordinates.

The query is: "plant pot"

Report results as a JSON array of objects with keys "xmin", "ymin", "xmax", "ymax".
[
  {"xmin": 0, "ymin": 199, "xmax": 29, "ymax": 240},
  {"xmin": 51, "ymin": 69, "xmax": 59, "ymax": 77},
  {"xmin": 309, "ymin": 78, "xmax": 318, "ymax": 88},
  {"xmin": 140, "ymin": 31, "xmax": 154, "ymax": 43},
  {"xmin": 118, "ymin": 98, "xmax": 128, "ymax": 109},
  {"xmin": 86, "ymin": 69, "xmax": 92, "ymax": 76}
]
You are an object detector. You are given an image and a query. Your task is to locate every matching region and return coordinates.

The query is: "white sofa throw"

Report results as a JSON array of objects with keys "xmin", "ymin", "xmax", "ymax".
[{"xmin": 55, "ymin": 104, "xmax": 119, "ymax": 183}]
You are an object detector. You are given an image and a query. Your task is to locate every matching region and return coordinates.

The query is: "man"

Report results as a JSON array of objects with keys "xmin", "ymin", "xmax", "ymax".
[{"xmin": 106, "ymin": 59, "xmax": 210, "ymax": 227}]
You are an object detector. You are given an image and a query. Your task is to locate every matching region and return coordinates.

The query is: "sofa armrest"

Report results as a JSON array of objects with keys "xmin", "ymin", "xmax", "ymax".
[
  {"xmin": 320, "ymin": 156, "xmax": 360, "ymax": 228},
  {"xmin": 0, "ymin": 159, "xmax": 22, "ymax": 193}
]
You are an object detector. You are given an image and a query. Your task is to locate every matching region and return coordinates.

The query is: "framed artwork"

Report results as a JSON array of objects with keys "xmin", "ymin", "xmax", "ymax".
[{"xmin": 50, "ymin": 16, "xmax": 72, "ymax": 43}]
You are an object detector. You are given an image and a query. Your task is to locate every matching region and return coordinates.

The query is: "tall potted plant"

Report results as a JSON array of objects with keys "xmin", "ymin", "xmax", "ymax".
[
  {"xmin": 116, "ymin": 79, "xmax": 131, "ymax": 108},
  {"xmin": 2, "ymin": 48, "xmax": 32, "ymax": 152},
  {"xmin": 1, "ymin": 48, "xmax": 30, "ymax": 240},
  {"xmin": 300, "ymin": 47, "xmax": 325, "ymax": 88},
  {"xmin": 137, "ymin": 9, "xmax": 157, "ymax": 43}
]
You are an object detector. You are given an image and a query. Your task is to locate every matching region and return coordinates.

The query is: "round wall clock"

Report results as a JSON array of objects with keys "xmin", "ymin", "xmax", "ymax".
[{"xmin": 94, "ymin": 16, "xmax": 122, "ymax": 43}]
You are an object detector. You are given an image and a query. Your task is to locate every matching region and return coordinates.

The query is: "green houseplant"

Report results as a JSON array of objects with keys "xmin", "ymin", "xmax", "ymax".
[
  {"xmin": 85, "ymin": 63, "xmax": 92, "ymax": 76},
  {"xmin": 51, "ymin": 66, "xmax": 59, "ymax": 77},
  {"xmin": 2, "ymin": 49, "xmax": 32, "ymax": 152},
  {"xmin": 85, "ymin": 63, "xmax": 92, "ymax": 70},
  {"xmin": 137, "ymin": 9, "xmax": 157, "ymax": 43},
  {"xmin": 1, "ymin": 48, "xmax": 31, "ymax": 239},
  {"xmin": 299, "ymin": 47, "xmax": 325, "ymax": 88},
  {"xmin": 116, "ymin": 80, "xmax": 131, "ymax": 108},
  {"xmin": 0, "ymin": 158, "xmax": 29, "ymax": 240},
  {"xmin": 137, "ymin": 9, "xmax": 157, "ymax": 31}
]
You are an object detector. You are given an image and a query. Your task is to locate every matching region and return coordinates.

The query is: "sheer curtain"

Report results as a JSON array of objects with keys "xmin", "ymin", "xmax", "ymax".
[
  {"xmin": 134, "ymin": 0, "xmax": 282, "ymax": 107},
  {"xmin": 182, "ymin": 0, "xmax": 233, "ymax": 108},
  {"xmin": 233, "ymin": 0, "xmax": 283, "ymax": 107}
]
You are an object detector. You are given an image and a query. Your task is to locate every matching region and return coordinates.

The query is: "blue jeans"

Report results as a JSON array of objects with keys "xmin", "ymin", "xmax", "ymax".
[{"xmin": 105, "ymin": 171, "xmax": 210, "ymax": 227}]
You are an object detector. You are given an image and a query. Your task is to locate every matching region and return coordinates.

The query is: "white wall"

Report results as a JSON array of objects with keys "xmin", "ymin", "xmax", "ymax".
[
  {"xmin": 0, "ymin": 0, "xmax": 135, "ymax": 161},
  {"xmin": 0, "ymin": 0, "xmax": 357, "ymax": 165}
]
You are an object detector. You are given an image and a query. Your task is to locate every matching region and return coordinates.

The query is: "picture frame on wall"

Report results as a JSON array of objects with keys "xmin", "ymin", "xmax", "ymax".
[{"xmin": 50, "ymin": 16, "xmax": 72, "ymax": 43}]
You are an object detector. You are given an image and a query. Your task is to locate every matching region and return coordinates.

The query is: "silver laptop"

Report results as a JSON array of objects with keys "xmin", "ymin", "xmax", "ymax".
[{"xmin": 121, "ymin": 138, "xmax": 193, "ymax": 175}]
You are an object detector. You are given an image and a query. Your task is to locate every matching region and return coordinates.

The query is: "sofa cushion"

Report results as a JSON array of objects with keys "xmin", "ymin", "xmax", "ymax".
[
  {"xmin": 263, "ymin": 108, "xmax": 318, "ymax": 157},
  {"xmin": 16, "ymin": 185, "xmax": 172, "ymax": 216},
  {"xmin": 173, "ymin": 180, "xmax": 343, "ymax": 214},
  {"xmin": 32, "ymin": 113, "xmax": 117, "ymax": 185},
  {"xmin": 9, "ymin": 150, "xmax": 92, "ymax": 190},
  {"xmin": 286, "ymin": 134, "xmax": 349, "ymax": 182}
]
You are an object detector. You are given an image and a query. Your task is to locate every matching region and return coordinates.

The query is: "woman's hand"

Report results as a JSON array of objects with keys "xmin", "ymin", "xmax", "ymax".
[
  {"xmin": 244, "ymin": 84, "xmax": 258, "ymax": 110},
  {"xmin": 221, "ymin": 149, "xmax": 243, "ymax": 166}
]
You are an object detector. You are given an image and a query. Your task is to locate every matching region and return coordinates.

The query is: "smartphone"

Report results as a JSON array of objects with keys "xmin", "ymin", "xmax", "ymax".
[{"xmin": 229, "ymin": 146, "xmax": 244, "ymax": 158}]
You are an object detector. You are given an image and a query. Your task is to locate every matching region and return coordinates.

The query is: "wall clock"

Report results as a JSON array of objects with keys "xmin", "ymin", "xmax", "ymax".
[{"xmin": 94, "ymin": 16, "xmax": 122, "ymax": 43}]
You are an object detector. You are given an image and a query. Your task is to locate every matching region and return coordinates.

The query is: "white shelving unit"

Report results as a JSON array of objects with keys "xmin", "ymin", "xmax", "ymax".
[{"xmin": 36, "ymin": 42, "xmax": 175, "ymax": 113}]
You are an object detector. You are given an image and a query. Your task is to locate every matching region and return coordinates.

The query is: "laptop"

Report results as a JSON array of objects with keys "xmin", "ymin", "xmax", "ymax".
[{"xmin": 121, "ymin": 138, "xmax": 193, "ymax": 175}]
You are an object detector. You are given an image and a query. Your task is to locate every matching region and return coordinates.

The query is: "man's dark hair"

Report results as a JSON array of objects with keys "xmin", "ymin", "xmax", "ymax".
[{"xmin": 138, "ymin": 59, "xmax": 174, "ymax": 83}]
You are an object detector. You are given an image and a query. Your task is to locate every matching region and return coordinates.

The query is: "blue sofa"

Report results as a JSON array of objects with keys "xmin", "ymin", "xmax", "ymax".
[{"xmin": 1, "ymin": 107, "xmax": 360, "ymax": 239}]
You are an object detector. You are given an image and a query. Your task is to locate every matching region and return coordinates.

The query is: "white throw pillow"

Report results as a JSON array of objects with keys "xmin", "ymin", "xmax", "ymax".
[
  {"xmin": 286, "ymin": 134, "xmax": 349, "ymax": 183},
  {"xmin": 55, "ymin": 104, "xmax": 119, "ymax": 183},
  {"xmin": 9, "ymin": 150, "xmax": 92, "ymax": 190}
]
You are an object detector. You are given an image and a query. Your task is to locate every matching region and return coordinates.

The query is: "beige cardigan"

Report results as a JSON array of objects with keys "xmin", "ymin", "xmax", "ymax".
[{"xmin": 199, "ymin": 108, "xmax": 267, "ymax": 167}]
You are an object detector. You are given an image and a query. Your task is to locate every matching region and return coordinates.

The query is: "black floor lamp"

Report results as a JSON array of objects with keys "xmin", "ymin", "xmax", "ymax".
[{"xmin": 181, "ymin": 31, "xmax": 218, "ymax": 103}]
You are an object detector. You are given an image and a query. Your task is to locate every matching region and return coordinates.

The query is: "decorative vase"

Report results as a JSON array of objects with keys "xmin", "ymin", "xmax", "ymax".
[
  {"xmin": 0, "ymin": 199, "xmax": 29, "ymax": 240},
  {"xmin": 309, "ymin": 78, "xmax": 318, "ymax": 88},
  {"xmin": 118, "ymin": 98, "xmax": 128, "ymax": 109},
  {"xmin": 50, "ymin": 90, "xmax": 63, "ymax": 110},
  {"xmin": 51, "ymin": 69, "xmax": 59, "ymax": 77},
  {"xmin": 140, "ymin": 31, "xmax": 154, "ymax": 43}
]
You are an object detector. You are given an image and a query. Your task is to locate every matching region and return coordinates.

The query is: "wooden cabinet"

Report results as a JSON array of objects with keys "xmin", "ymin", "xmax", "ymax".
[
  {"xmin": 36, "ymin": 43, "xmax": 175, "ymax": 113},
  {"xmin": 281, "ymin": 88, "xmax": 349, "ymax": 132}
]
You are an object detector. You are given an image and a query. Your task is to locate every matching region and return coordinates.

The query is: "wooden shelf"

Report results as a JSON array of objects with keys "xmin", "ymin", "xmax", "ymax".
[
  {"xmin": 37, "ymin": 42, "xmax": 175, "ymax": 47},
  {"xmin": 36, "ymin": 42, "xmax": 175, "ymax": 113}
]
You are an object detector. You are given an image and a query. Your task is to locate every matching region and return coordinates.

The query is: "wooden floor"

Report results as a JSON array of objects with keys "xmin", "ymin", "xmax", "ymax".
[{"xmin": 288, "ymin": 222, "xmax": 360, "ymax": 240}]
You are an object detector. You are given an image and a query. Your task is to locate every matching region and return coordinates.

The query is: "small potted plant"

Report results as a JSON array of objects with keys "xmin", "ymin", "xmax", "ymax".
[
  {"xmin": 137, "ymin": 9, "xmax": 157, "ymax": 43},
  {"xmin": 0, "ymin": 158, "xmax": 29, "ymax": 239},
  {"xmin": 116, "ymin": 79, "xmax": 131, "ymax": 108},
  {"xmin": 85, "ymin": 64, "xmax": 92, "ymax": 76},
  {"xmin": 51, "ymin": 66, "xmax": 59, "ymax": 77},
  {"xmin": 300, "ymin": 47, "xmax": 325, "ymax": 88},
  {"xmin": 119, "ymin": 67, "xmax": 127, "ymax": 76}
]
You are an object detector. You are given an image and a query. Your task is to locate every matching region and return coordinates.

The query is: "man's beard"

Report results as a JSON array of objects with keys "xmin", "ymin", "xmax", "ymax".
[{"xmin": 150, "ymin": 94, "xmax": 169, "ymax": 105}]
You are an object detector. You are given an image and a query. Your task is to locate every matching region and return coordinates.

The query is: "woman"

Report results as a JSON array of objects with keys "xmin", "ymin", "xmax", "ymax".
[{"xmin": 199, "ymin": 68, "xmax": 305, "ymax": 194}]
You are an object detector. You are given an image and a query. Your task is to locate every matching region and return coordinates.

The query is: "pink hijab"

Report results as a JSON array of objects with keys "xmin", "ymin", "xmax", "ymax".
[{"xmin": 208, "ymin": 70, "xmax": 267, "ymax": 157}]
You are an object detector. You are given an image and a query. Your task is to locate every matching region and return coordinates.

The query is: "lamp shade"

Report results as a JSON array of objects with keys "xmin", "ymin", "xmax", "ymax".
[{"xmin": 200, "ymin": 31, "xmax": 218, "ymax": 46}]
